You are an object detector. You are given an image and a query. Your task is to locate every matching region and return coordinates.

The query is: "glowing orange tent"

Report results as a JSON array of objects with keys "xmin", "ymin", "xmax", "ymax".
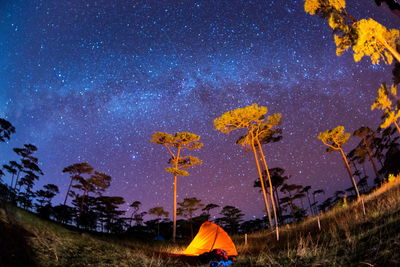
[{"xmin": 181, "ymin": 222, "xmax": 238, "ymax": 256}]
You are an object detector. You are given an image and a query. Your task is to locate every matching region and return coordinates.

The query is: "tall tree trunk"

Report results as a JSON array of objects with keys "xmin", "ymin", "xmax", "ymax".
[
  {"xmin": 339, "ymin": 148, "xmax": 360, "ymax": 199},
  {"xmin": 249, "ymin": 134, "xmax": 273, "ymax": 230},
  {"xmin": 274, "ymin": 188, "xmax": 283, "ymax": 223},
  {"xmin": 13, "ymin": 169, "xmax": 21, "ymax": 191},
  {"xmin": 10, "ymin": 173, "xmax": 15, "ymax": 189},
  {"xmin": 63, "ymin": 176, "xmax": 75, "ymax": 206},
  {"xmin": 173, "ymin": 175, "xmax": 177, "ymax": 242},
  {"xmin": 256, "ymin": 138, "xmax": 279, "ymax": 241},
  {"xmin": 172, "ymin": 147, "xmax": 181, "ymax": 242}
]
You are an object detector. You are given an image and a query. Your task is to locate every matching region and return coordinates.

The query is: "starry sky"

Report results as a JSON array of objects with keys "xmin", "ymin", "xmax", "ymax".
[{"xmin": 0, "ymin": 0, "xmax": 399, "ymax": 220}]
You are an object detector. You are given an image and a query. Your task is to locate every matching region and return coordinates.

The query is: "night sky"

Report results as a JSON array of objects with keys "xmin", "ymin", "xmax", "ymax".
[{"xmin": 0, "ymin": 0, "xmax": 399, "ymax": 220}]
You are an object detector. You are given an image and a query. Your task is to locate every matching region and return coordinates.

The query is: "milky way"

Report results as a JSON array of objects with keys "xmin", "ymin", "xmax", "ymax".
[{"xmin": 0, "ymin": 0, "xmax": 399, "ymax": 219}]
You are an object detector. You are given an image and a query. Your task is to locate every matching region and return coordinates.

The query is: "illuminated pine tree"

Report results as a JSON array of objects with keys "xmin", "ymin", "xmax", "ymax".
[
  {"xmin": 304, "ymin": 0, "xmax": 400, "ymax": 64},
  {"xmin": 214, "ymin": 104, "xmax": 281, "ymax": 240},
  {"xmin": 150, "ymin": 132, "xmax": 203, "ymax": 242},
  {"xmin": 371, "ymin": 83, "xmax": 400, "ymax": 134},
  {"xmin": 318, "ymin": 126, "xmax": 360, "ymax": 199}
]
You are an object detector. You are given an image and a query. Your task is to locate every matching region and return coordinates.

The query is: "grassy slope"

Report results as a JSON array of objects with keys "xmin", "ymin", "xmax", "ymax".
[{"xmin": 1, "ymin": 180, "xmax": 400, "ymax": 267}]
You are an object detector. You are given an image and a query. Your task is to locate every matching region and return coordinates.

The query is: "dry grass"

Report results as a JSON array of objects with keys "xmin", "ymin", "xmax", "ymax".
[{"xmin": 1, "ymin": 176, "xmax": 400, "ymax": 266}]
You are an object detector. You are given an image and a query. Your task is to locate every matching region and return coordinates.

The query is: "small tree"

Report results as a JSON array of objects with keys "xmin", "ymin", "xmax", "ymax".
[
  {"xmin": 148, "ymin": 206, "xmax": 169, "ymax": 236},
  {"xmin": 150, "ymin": 132, "xmax": 203, "ymax": 242},
  {"xmin": 177, "ymin": 197, "xmax": 204, "ymax": 238},
  {"xmin": 318, "ymin": 126, "xmax": 360, "ymax": 199}
]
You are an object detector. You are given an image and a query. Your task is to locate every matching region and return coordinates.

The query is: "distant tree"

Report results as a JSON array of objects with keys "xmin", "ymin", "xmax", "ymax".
[
  {"xmin": 318, "ymin": 126, "xmax": 360, "ymax": 199},
  {"xmin": 2, "ymin": 161, "xmax": 21, "ymax": 189},
  {"xmin": 73, "ymin": 171, "xmax": 111, "ymax": 213},
  {"xmin": 52, "ymin": 204, "xmax": 75, "ymax": 224},
  {"xmin": 301, "ymin": 185, "xmax": 314, "ymax": 216},
  {"xmin": 148, "ymin": 206, "xmax": 169, "ymax": 236},
  {"xmin": 129, "ymin": 201, "xmax": 144, "ymax": 227},
  {"xmin": 150, "ymin": 132, "xmax": 203, "ymax": 242},
  {"xmin": 36, "ymin": 184, "xmax": 59, "ymax": 208},
  {"xmin": 254, "ymin": 167, "xmax": 288, "ymax": 223},
  {"xmin": 177, "ymin": 197, "xmax": 204, "ymax": 238},
  {"xmin": 304, "ymin": 0, "xmax": 400, "ymax": 64},
  {"xmin": 62, "ymin": 163, "xmax": 93, "ymax": 205},
  {"xmin": 97, "ymin": 196, "xmax": 126, "ymax": 233},
  {"xmin": 13, "ymin": 144, "xmax": 43, "ymax": 192},
  {"xmin": 312, "ymin": 189, "xmax": 325, "ymax": 215},
  {"xmin": 35, "ymin": 184, "xmax": 59, "ymax": 218},
  {"xmin": 0, "ymin": 118, "xmax": 15, "ymax": 144},
  {"xmin": 353, "ymin": 127, "xmax": 380, "ymax": 180},
  {"xmin": 215, "ymin": 206, "xmax": 244, "ymax": 234},
  {"xmin": 280, "ymin": 184, "xmax": 306, "ymax": 222},
  {"xmin": 371, "ymin": 83, "xmax": 400, "ymax": 134},
  {"xmin": 214, "ymin": 104, "xmax": 281, "ymax": 240}
]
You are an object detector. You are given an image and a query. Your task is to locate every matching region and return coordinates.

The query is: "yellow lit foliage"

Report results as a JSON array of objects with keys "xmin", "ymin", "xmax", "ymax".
[
  {"xmin": 304, "ymin": 0, "xmax": 400, "ymax": 64},
  {"xmin": 371, "ymin": 83, "xmax": 400, "ymax": 130},
  {"xmin": 318, "ymin": 125, "xmax": 350, "ymax": 151},
  {"xmin": 353, "ymin": 19, "xmax": 400, "ymax": 64},
  {"xmin": 304, "ymin": 0, "xmax": 345, "ymax": 15},
  {"xmin": 213, "ymin": 104, "xmax": 267, "ymax": 134},
  {"xmin": 304, "ymin": 0, "xmax": 320, "ymax": 15}
]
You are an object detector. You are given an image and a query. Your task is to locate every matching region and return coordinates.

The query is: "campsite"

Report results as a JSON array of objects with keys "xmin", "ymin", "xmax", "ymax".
[{"xmin": 1, "ymin": 0, "xmax": 400, "ymax": 266}]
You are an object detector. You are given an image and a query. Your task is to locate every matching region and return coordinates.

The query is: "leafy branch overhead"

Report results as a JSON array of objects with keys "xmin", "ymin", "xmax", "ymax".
[{"xmin": 304, "ymin": 0, "xmax": 400, "ymax": 64}]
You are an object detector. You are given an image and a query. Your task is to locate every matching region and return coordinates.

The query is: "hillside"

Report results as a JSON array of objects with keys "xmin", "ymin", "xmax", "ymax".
[{"xmin": 1, "ymin": 179, "xmax": 400, "ymax": 267}]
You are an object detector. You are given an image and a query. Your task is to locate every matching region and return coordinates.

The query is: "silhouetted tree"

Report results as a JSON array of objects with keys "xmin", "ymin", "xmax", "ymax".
[
  {"xmin": 129, "ymin": 201, "xmax": 147, "ymax": 227},
  {"xmin": 35, "ymin": 184, "xmax": 59, "ymax": 218},
  {"xmin": 62, "ymin": 163, "xmax": 93, "ymax": 206},
  {"xmin": 177, "ymin": 197, "xmax": 204, "ymax": 238},
  {"xmin": 2, "ymin": 161, "xmax": 21, "ymax": 189},
  {"xmin": 312, "ymin": 189, "xmax": 325, "ymax": 215},
  {"xmin": 254, "ymin": 167, "xmax": 288, "ymax": 223},
  {"xmin": 150, "ymin": 132, "xmax": 203, "ymax": 242},
  {"xmin": 215, "ymin": 205, "xmax": 244, "ymax": 234},
  {"xmin": 73, "ymin": 171, "xmax": 111, "ymax": 213},
  {"xmin": 301, "ymin": 185, "xmax": 314, "ymax": 216},
  {"xmin": 0, "ymin": 118, "xmax": 15, "ymax": 144},
  {"xmin": 97, "ymin": 196, "xmax": 126, "ymax": 233},
  {"xmin": 148, "ymin": 206, "xmax": 169, "ymax": 237},
  {"xmin": 280, "ymin": 184, "xmax": 306, "ymax": 222}
]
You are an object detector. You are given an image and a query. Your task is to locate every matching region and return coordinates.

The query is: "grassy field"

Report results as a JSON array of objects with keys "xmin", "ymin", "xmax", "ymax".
[{"xmin": 1, "ymin": 178, "xmax": 400, "ymax": 267}]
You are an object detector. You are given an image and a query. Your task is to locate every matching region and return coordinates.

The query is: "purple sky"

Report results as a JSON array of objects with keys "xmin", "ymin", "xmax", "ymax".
[{"xmin": 0, "ymin": 0, "xmax": 399, "ymax": 220}]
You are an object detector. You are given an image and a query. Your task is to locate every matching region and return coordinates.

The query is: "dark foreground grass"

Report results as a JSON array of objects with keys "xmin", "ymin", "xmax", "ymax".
[{"xmin": 1, "ymin": 178, "xmax": 400, "ymax": 267}]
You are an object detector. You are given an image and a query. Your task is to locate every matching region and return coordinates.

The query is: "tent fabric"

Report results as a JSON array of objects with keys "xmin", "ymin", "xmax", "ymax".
[{"xmin": 181, "ymin": 222, "xmax": 238, "ymax": 256}]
